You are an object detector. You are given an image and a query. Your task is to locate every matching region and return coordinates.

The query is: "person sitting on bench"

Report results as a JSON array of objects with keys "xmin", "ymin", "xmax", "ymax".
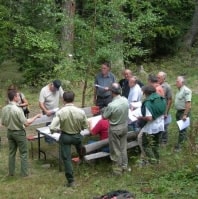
[{"xmin": 88, "ymin": 118, "xmax": 109, "ymax": 152}]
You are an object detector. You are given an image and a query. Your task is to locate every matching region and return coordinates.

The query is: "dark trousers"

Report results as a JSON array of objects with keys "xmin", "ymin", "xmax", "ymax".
[
  {"xmin": 142, "ymin": 132, "xmax": 161, "ymax": 164},
  {"xmin": 176, "ymin": 110, "xmax": 190, "ymax": 145},
  {"xmin": 59, "ymin": 133, "xmax": 83, "ymax": 183},
  {"xmin": 96, "ymin": 95, "xmax": 112, "ymax": 109}
]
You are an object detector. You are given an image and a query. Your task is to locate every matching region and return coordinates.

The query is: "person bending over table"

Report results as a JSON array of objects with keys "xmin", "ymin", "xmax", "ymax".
[
  {"xmin": 88, "ymin": 117, "xmax": 110, "ymax": 152},
  {"xmin": 50, "ymin": 91, "xmax": 88, "ymax": 188}
]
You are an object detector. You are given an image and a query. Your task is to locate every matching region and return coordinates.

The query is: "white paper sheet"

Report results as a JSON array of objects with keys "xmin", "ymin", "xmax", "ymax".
[
  {"xmin": 88, "ymin": 115, "xmax": 102, "ymax": 129},
  {"xmin": 177, "ymin": 117, "xmax": 190, "ymax": 130},
  {"xmin": 130, "ymin": 101, "xmax": 142, "ymax": 109},
  {"xmin": 95, "ymin": 84, "xmax": 106, "ymax": 89},
  {"xmin": 164, "ymin": 114, "xmax": 172, "ymax": 125},
  {"xmin": 31, "ymin": 115, "xmax": 54, "ymax": 126},
  {"xmin": 36, "ymin": 126, "xmax": 61, "ymax": 141},
  {"xmin": 128, "ymin": 108, "xmax": 142, "ymax": 122}
]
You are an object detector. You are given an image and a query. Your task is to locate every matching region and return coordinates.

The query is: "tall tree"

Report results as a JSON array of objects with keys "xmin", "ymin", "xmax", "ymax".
[{"xmin": 183, "ymin": 0, "xmax": 198, "ymax": 48}]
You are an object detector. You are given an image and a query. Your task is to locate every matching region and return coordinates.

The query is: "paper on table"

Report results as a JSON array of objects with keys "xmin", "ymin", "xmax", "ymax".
[
  {"xmin": 37, "ymin": 126, "xmax": 60, "ymax": 141},
  {"xmin": 128, "ymin": 108, "xmax": 142, "ymax": 122},
  {"xmin": 177, "ymin": 117, "xmax": 190, "ymax": 130},
  {"xmin": 88, "ymin": 115, "xmax": 102, "ymax": 129},
  {"xmin": 31, "ymin": 115, "xmax": 54, "ymax": 126}
]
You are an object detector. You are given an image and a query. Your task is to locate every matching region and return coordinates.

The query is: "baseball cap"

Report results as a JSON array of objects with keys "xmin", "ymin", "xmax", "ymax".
[{"xmin": 53, "ymin": 80, "xmax": 61, "ymax": 90}]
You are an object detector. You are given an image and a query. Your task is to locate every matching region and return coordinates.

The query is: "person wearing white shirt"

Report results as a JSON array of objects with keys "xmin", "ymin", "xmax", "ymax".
[{"xmin": 128, "ymin": 77, "xmax": 143, "ymax": 132}]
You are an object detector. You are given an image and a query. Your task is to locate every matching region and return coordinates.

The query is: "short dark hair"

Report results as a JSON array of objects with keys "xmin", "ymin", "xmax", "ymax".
[
  {"xmin": 8, "ymin": 90, "xmax": 17, "ymax": 101},
  {"xmin": 63, "ymin": 91, "xmax": 75, "ymax": 103},
  {"xmin": 102, "ymin": 61, "xmax": 111, "ymax": 68},
  {"xmin": 148, "ymin": 74, "xmax": 158, "ymax": 83},
  {"xmin": 142, "ymin": 85, "xmax": 156, "ymax": 96}
]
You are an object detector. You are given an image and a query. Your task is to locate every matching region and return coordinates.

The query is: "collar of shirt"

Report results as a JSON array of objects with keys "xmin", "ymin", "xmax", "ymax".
[
  {"xmin": 64, "ymin": 103, "xmax": 74, "ymax": 107},
  {"xmin": 9, "ymin": 101, "xmax": 18, "ymax": 106}
]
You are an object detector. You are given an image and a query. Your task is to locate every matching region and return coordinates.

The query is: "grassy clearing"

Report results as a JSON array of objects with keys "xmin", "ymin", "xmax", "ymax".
[{"xmin": 0, "ymin": 52, "xmax": 198, "ymax": 198}]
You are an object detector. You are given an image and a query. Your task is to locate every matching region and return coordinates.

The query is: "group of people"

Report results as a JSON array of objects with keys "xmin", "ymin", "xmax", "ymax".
[
  {"xmin": 94, "ymin": 62, "xmax": 192, "ymax": 172},
  {"xmin": 1, "ymin": 62, "xmax": 192, "ymax": 188}
]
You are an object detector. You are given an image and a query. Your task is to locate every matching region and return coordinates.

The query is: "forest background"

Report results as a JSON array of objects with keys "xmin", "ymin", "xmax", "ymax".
[{"xmin": 0, "ymin": 0, "xmax": 198, "ymax": 198}]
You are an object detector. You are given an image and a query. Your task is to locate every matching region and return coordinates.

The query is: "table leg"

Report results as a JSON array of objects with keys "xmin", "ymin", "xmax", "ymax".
[{"xmin": 37, "ymin": 132, "xmax": 46, "ymax": 160}]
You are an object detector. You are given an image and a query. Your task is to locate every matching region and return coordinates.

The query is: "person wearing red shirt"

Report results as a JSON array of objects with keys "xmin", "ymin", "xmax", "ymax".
[
  {"xmin": 90, "ymin": 119, "xmax": 109, "ymax": 140},
  {"xmin": 89, "ymin": 118, "xmax": 109, "ymax": 152}
]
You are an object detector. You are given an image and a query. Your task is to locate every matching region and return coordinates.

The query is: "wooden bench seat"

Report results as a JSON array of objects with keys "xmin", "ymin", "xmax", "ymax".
[{"xmin": 84, "ymin": 140, "xmax": 139, "ymax": 161}]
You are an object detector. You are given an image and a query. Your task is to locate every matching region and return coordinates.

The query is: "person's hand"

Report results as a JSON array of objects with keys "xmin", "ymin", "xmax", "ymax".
[
  {"xmin": 104, "ymin": 87, "xmax": 109, "ymax": 91},
  {"xmin": 45, "ymin": 110, "xmax": 53, "ymax": 116},
  {"xmin": 182, "ymin": 114, "xmax": 187, "ymax": 121},
  {"xmin": 36, "ymin": 113, "xmax": 42, "ymax": 118}
]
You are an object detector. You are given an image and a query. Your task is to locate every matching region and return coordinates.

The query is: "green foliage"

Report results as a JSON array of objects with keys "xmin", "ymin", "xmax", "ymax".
[{"xmin": 0, "ymin": 0, "xmax": 196, "ymax": 85}]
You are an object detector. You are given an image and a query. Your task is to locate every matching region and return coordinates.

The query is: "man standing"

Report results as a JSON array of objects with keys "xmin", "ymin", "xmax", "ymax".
[
  {"xmin": 119, "ymin": 69, "xmax": 133, "ymax": 98},
  {"xmin": 175, "ymin": 76, "xmax": 192, "ymax": 150},
  {"xmin": 50, "ymin": 91, "xmax": 88, "ymax": 187},
  {"xmin": 1, "ymin": 90, "xmax": 41, "ymax": 177},
  {"xmin": 128, "ymin": 76, "xmax": 143, "ymax": 108},
  {"xmin": 157, "ymin": 71, "xmax": 172, "ymax": 145},
  {"xmin": 137, "ymin": 85, "xmax": 166, "ymax": 164},
  {"xmin": 128, "ymin": 76, "xmax": 143, "ymax": 132},
  {"xmin": 119, "ymin": 69, "xmax": 144, "ymax": 98},
  {"xmin": 94, "ymin": 62, "xmax": 116, "ymax": 109},
  {"xmin": 103, "ymin": 83, "xmax": 129, "ymax": 175},
  {"xmin": 39, "ymin": 79, "xmax": 64, "ymax": 116}
]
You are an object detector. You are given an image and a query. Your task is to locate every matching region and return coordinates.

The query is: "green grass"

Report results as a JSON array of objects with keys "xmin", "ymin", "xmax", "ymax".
[{"xmin": 1, "ymin": 51, "xmax": 198, "ymax": 198}]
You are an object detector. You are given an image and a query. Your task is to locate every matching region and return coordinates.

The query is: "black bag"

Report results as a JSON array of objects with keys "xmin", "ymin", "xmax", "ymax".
[
  {"xmin": 23, "ymin": 106, "xmax": 30, "ymax": 115},
  {"xmin": 20, "ymin": 93, "xmax": 30, "ymax": 118}
]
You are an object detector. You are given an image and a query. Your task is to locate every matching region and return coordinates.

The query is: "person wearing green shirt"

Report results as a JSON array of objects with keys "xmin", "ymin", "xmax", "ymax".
[
  {"xmin": 50, "ymin": 91, "xmax": 88, "ymax": 187},
  {"xmin": 174, "ymin": 76, "xmax": 192, "ymax": 151},
  {"xmin": 1, "ymin": 90, "xmax": 41, "ymax": 177},
  {"xmin": 103, "ymin": 83, "xmax": 129, "ymax": 175}
]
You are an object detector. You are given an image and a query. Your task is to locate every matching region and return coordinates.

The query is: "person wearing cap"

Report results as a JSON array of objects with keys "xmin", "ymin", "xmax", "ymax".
[
  {"xmin": 102, "ymin": 83, "xmax": 129, "ymax": 175},
  {"xmin": 39, "ymin": 80, "xmax": 64, "ymax": 116},
  {"xmin": 94, "ymin": 62, "xmax": 116, "ymax": 110}
]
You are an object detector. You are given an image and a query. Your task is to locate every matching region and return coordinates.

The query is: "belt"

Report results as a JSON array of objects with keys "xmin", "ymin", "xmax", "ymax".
[
  {"xmin": 61, "ymin": 131, "xmax": 79, "ymax": 135},
  {"xmin": 97, "ymin": 95, "xmax": 111, "ymax": 99},
  {"xmin": 8, "ymin": 129, "xmax": 24, "ymax": 131}
]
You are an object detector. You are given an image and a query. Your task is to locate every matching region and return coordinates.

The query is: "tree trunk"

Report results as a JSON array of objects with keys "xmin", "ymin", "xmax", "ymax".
[
  {"xmin": 61, "ymin": 0, "xmax": 75, "ymax": 56},
  {"xmin": 183, "ymin": 0, "xmax": 198, "ymax": 48}
]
